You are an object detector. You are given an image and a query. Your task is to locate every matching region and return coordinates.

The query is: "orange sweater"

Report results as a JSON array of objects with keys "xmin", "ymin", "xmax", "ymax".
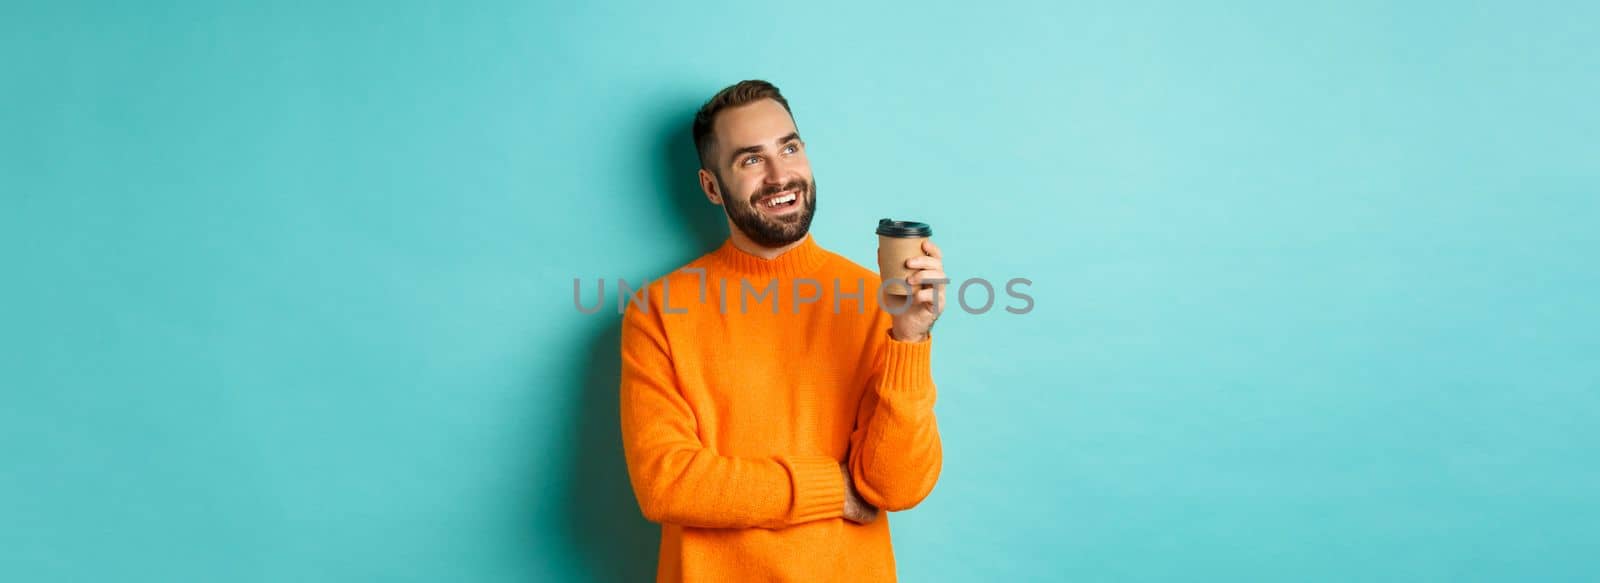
[{"xmin": 619, "ymin": 234, "xmax": 943, "ymax": 582}]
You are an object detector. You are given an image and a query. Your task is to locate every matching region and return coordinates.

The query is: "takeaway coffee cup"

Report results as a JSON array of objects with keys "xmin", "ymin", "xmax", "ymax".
[{"xmin": 876, "ymin": 218, "xmax": 932, "ymax": 296}]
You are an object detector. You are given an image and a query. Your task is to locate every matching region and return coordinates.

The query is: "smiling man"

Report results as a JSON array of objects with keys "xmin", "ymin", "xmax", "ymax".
[{"xmin": 618, "ymin": 80, "xmax": 948, "ymax": 582}]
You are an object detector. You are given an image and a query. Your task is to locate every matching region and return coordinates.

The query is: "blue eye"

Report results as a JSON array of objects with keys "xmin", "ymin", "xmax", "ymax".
[
  {"xmin": 742, "ymin": 156, "xmax": 760, "ymax": 166},
  {"xmin": 783, "ymin": 144, "xmax": 797, "ymax": 154}
]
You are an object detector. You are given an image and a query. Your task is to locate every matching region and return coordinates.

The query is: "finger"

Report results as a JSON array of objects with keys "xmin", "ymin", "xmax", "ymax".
[
  {"xmin": 907, "ymin": 270, "xmax": 948, "ymax": 287},
  {"xmin": 923, "ymin": 239, "xmax": 942, "ymax": 259},
  {"xmin": 920, "ymin": 286, "xmax": 949, "ymax": 313},
  {"xmin": 905, "ymin": 256, "xmax": 943, "ymax": 271},
  {"xmin": 860, "ymin": 504, "xmax": 879, "ymax": 521}
]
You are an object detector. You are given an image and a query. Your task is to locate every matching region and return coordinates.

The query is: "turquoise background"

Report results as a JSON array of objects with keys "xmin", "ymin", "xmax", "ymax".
[{"xmin": 3, "ymin": 0, "xmax": 1597, "ymax": 581}]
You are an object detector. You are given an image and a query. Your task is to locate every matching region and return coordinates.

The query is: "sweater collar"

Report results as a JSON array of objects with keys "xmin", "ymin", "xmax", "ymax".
[{"xmin": 710, "ymin": 233, "xmax": 829, "ymax": 279}]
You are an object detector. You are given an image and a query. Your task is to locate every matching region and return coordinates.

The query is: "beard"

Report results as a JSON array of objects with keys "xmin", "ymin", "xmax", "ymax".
[{"xmin": 720, "ymin": 175, "xmax": 817, "ymax": 248}]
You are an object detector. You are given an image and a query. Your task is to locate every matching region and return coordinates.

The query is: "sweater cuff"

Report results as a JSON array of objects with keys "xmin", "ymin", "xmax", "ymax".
[
  {"xmin": 881, "ymin": 331, "xmax": 934, "ymax": 392},
  {"xmin": 779, "ymin": 455, "xmax": 845, "ymax": 524}
]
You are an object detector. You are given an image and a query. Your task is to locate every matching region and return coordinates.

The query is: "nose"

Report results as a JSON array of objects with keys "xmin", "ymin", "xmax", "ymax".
[{"xmin": 762, "ymin": 156, "xmax": 790, "ymax": 185}]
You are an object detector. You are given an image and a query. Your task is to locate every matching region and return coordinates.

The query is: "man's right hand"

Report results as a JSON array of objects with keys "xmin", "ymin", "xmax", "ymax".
[{"xmin": 840, "ymin": 463, "xmax": 880, "ymax": 524}]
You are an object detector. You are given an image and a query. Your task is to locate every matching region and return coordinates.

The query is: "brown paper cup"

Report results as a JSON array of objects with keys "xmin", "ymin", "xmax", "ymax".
[
  {"xmin": 875, "ymin": 219, "xmax": 933, "ymax": 296},
  {"xmin": 877, "ymin": 236, "xmax": 928, "ymax": 295}
]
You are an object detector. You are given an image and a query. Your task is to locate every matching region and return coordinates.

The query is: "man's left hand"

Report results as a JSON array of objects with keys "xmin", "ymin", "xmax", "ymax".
[{"xmin": 889, "ymin": 239, "xmax": 946, "ymax": 343}]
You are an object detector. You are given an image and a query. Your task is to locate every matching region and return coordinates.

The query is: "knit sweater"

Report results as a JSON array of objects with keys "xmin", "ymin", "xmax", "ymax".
[{"xmin": 619, "ymin": 233, "xmax": 943, "ymax": 582}]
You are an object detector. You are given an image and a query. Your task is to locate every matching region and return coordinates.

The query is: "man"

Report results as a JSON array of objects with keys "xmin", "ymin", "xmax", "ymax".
[{"xmin": 620, "ymin": 80, "xmax": 946, "ymax": 582}]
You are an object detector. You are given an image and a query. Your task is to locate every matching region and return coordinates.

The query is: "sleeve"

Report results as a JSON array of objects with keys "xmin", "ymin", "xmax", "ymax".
[
  {"xmin": 846, "ymin": 323, "xmax": 944, "ymax": 511},
  {"xmin": 618, "ymin": 295, "xmax": 845, "ymax": 528}
]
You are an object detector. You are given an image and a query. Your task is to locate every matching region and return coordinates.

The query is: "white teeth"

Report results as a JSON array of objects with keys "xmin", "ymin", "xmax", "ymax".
[{"xmin": 767, "ymin": 192, "xmax": 797, "ymax": 207}]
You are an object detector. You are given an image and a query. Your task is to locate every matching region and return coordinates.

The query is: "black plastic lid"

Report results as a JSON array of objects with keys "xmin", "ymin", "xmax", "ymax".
[{"xmin": 876, "ymin": 218, "xmax": 932, "ymax": 238}]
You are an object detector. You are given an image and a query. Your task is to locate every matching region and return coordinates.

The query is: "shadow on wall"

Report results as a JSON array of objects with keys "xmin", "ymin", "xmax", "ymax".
[
  {"xmin": 560, "ymin": 97, "xmax": 726, "ymax": 581},
  {"xmin": 657, "ymin": 98, "xmax": 730, "ymax": 253}
]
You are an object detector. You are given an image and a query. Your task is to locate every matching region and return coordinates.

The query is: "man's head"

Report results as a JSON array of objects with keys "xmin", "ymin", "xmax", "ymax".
[{"xmin": 692, "ymin": 80, "xmax": 817, "ymax": 248}]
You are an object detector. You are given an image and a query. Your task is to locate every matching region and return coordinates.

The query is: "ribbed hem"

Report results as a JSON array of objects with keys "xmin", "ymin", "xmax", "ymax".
[
  {"xmin": 881, "ymin": 330, "xmax": 934, "ymax": 393},
  {"xmin": 710, "ymin": 234, "xmax": 830, "ymax": 279},
  {"xmin": 778, "ymin": 455, "xmax": 845, "ymax": 524}
]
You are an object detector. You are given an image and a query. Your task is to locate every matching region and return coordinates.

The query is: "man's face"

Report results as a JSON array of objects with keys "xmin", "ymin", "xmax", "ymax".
[{"xmin": 704, "ymin": 99, "xmax": 817, "ymax": 248}]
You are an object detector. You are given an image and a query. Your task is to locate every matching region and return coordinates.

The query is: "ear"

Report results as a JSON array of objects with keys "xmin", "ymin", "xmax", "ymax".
[{"xmin": 698, "ymin": 168, "xmax": 723, "ymax": 205}]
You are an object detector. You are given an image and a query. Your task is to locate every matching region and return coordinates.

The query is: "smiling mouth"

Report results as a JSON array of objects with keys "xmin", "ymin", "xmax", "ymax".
[{"xmin": 758, "ymin": 189, "xmax": 801, "ymax": 211}]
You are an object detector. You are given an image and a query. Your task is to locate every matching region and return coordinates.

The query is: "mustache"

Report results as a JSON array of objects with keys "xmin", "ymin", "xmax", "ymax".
[{"xmin": 749, "ymin": 179, "xmax": 809, "ymax": 205}]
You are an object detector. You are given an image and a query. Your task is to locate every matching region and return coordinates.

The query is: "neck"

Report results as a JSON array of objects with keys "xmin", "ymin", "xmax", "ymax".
[{"xmin": 726, "ymin": 218, "xmax": 807, "ymax": 260}]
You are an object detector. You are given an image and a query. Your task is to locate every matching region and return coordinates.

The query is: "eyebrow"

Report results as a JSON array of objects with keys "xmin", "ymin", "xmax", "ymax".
[{"xmin": 726, "ymin": 132, "xmax": 802, "ymax": 167}]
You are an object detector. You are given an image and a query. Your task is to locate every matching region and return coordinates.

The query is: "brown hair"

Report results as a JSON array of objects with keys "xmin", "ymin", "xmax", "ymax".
[{"xmin": 692, "ymin": 80, "xmax": 793, "ymax": 171}]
